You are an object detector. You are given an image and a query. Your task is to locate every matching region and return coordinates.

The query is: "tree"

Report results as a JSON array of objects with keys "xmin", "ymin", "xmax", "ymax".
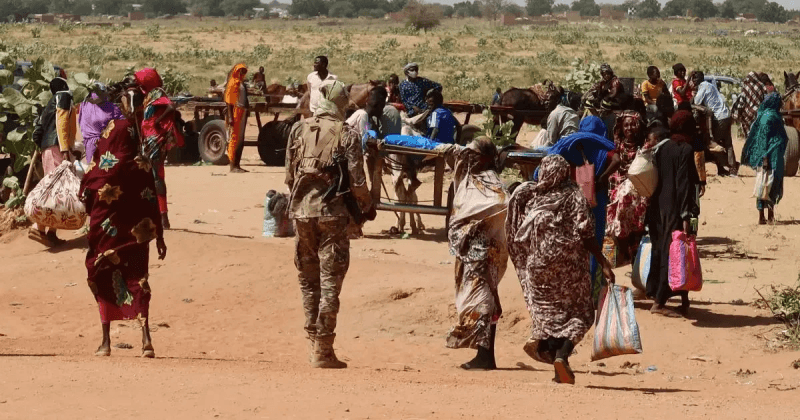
[
  {"xmin": 758, "ymin": 1, "xmax": 787, "ymax": 22},
  {"xmin": 288, "ymin": 0, "xmax": 328, "ymax": 16},
  {"xmin": 571, "ymin": 0, "xmax": 599, "ymax": 16},
  {"xmin": 185, "ymin": 0, "xmax": 225, "ymax": 16},
  {"xmin": 142, "ymin": 0, "xmax": 186, "ymax": 15},
  {"xmin": 553, "ymin": 3, "xmax": 570, "ymax": 12},
  {"xmin": 724, "ymin": 0, "xmax": 765, "ymax": 15},
  {"xmin": 404, "ymin": 0, "xmax": 442, "ymax": 30},
  {"xmin": 453, "ymin": 1, "xmax": 482, "ymax": 17},
  {"xmin": 502, "ymin": 3, "xmax": 525, "ymax": 16},
  {"xmin": 441, "ymin": 4, "xmax": 455, "ymax": 17},
  {"xmin": 480, "ymin": 0, "xmax": 509, "ymax": 20},
  {"xmin": 329, "ymin": 0, "xmax": 356, "ymax": 17},
  {"xmin": 526, "ymin": 0, "xmax": 554, "ymax": 16},
  {"xmin": 719, "ymin": 0, "xmax": 736, "ymax": 18},
  {"xmin": 637, "ymin": 0, "xmax": 661, "ymax": 17},
  {"xmin": 663, "ymin": 0, "xmax": 716, "ymax": 18},
  {"xmin": 219, "ymin": 0, "xmax": 259, "ymax": 16}
]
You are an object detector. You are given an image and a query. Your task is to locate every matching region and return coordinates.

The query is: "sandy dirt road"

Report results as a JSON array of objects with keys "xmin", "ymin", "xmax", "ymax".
[{"xmin": 2, "ymin": 136, "xmax": 800, "ymax": 419}]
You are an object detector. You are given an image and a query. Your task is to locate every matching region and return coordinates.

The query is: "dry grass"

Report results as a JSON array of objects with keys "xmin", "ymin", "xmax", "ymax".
[{"xmin": 2, "ymin": 17, "xmax": 798, "ymax": 102}]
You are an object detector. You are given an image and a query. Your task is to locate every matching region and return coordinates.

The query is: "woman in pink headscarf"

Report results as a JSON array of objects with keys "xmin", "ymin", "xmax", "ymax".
[{"xmin": 133, "ymin": 68, "xmax": 184, "ymax": 229}]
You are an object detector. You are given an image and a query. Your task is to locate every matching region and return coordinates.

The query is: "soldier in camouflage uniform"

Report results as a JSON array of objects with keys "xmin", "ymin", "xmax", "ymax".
[{"xmin": 285, "ymin": 79, "xmax": 375, "ymax": 368}]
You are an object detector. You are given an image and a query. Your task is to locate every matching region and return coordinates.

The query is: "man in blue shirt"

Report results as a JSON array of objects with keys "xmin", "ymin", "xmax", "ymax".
[
  {"xmin": 426, "ymin": 90, "xmax": 459, "ymax": 144},
  {"xmin": 692, "ymin": 71, "xmax": 738, "ymax": 176},
  {"xmin": 399, "ymin": 63, "xmax": 442, "ymax": 118}
]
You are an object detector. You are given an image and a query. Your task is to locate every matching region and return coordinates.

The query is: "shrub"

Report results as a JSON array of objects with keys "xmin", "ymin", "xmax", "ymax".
[
  {"xmin": 655, "ymin": 50, "xmax": 678, "ymax": 63},
  {"xmin": 404, "ymin": 0, "xmax": 442, "ymax": 32},
  {"xmin": 563, "ymin": 58, "xmax": 601, "ymax": 94},
  {"xmin": 145, "ymin": 23, "xmax": 161, "ymax": 41}
]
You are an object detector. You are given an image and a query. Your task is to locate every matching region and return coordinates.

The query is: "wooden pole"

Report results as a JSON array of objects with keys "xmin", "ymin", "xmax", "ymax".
[{"xmin": 22, "ymin": 150, "xmax": 41, "ymax": 196}]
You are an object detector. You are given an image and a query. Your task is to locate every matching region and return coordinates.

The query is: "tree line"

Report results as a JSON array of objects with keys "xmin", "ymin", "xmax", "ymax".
[
  {"xmin": 525, "ymin": 0, "xmax": 797, "ymax": 23},
  {"xmin": 1, "ymin": 0, "xmax": 265, "ymax": 21},
  {"xmin": 2, "ymin": 0, "xmax": 796, "ymax": 24}
]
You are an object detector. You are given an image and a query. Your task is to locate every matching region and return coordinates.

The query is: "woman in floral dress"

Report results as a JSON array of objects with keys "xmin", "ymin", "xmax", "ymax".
[
  {"xmin": 606, "ymin": 112, "xmax": 650, "ymax": 262},
  {"xmin": 437, "ymin": 137, "xmax": 508, "ymax": 371},
  {"xmin": 506, "ymin": 155, "xmax": 615, "ymax": 385},
  {"xmin": 80, "ymin": 86, "xmax": 167, "ymax": 358}
]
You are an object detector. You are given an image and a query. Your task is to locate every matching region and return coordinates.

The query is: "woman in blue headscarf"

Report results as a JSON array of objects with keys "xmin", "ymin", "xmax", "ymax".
[
  {"xmin": 741, "ymin": 92, "xmax": 788, "ymax": 224},
  {"xmin": 547, "ymin": 116, "xmax": 621, "ymax": 302}
]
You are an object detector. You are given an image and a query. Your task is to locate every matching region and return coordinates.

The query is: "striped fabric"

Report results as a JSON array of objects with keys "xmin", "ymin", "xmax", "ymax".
[{"xmin": 591, "ymin": 284, "xmax": 643, "ymax": 361}]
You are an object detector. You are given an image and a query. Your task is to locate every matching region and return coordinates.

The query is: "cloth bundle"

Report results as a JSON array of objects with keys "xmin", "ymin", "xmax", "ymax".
[
  {"xmin": 591, "ymin": 284, "xmax": 644, "ymax": 361},
  {"xmin": 631, "ymin": 235, "xmax": 652, "ymax": 292},
  {"xmin": 24, "ymin": 161, "xmax": 87, "ymax": 230},
  {"xmin": 627, "ymin": 148, "xmax": 658, "ymax": 197},
  {"xmin": 262, "ymin": 190, "xmax": 294, "ymax": 238},
  {"xmin": 752, "ymin": 166, "xmax": 773, "ymax": 201},
  {"xmin": 668, "ymin": 230, "xmax": 703, "ymax": 292}
]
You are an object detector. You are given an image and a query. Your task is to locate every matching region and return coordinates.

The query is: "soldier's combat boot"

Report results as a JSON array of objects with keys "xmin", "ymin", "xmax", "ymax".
[
  {"xmin": 307, "ymin": 332, "xmax": 316, "ymax": 363},
  {"xmin": 311, "ymin": 335, "xmax": 347, "ymax": 369}
]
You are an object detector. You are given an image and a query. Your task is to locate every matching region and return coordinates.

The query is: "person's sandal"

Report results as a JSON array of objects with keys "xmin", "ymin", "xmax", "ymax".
[{"xmin": 553, "ymin": 358, "xmax": 575, "ymax": 385}]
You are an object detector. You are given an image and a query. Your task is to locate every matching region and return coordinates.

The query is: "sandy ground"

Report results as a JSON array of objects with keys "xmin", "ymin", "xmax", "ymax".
[{"xmin": 2, "ymin": 131, "xmax": 800, "ymax": 419}]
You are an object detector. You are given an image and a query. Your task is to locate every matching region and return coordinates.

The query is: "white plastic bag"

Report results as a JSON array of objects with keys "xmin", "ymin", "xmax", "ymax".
[
  {"xmin": 627, "ymin": 148, "xmax": 658, "ymax": 197},
  {"xmin": 752, "ymin": 166, "xmax": 773, "ymax": 201},
  {"xmin": 24, "ymin": 161, "xmax": 87, "ymax": 230}
]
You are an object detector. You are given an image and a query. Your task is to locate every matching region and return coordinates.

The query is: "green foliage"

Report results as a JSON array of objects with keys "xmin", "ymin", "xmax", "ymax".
[
  {"xmin": 329, "ymin": 1, "xmax": 357, "ymax": 18},
  {"xmin": 757, "ymin": 1, "xmax": 788, "ymax": 23},
  {"xmin": 58, "ymin": 20, "xmax": 78, "ymax": 33},
  {"xmin": 480, "ymin": 109, "xmax": 515, "ymax": 147},
  {"xmin": 159, "ymin": 68, "xmax": 191, "ymax": 95},
  {"xmin": 2, "ymin": 176, "xmax": 24, "ymax": 208},
  {"xmin": 145, "ymin": 23, "xmax": 161, "ymax": 41},
  {"xmin": 563, "ymin": 58, "xmax": 601, "ymax": 94},
  {"xmin": 30, "ymin": 26, "xmax": 42, "ymax": 39},
  {"xmin": 526, "ymin": 0, "xmax": 553, "ymax": 16},
  {"xmin": 637, "ymin": 0, "xmax": 662, "ymax": 18},
  {"xmin": 443, "ymin": 70, "xmax": 480, "ymax": 101},
  {"xmin": 655, "ymin": 50, "xmax": 678, "ymax": 63},
  {"xmin": 619, "ymin": 49, "xmax": 651, "ymax": 63},
  {"xmin": 758, "ymin": 276, "xmax": 800, "ymax": 346},
  {"xmin": 571, "ymin": 0, "xmax": 600, "ymax": 16},
  {"xmin": 537, "ymin": 49, "xmax": 568, "ymax": 67},
  {"xmin": 438, "ymin": 36, "xmax": 457, "ymax": 52},
  {"xmin": 289, "ymin": 0, "xmax": 328, "ymax": 16},
  {"xmin": 663, "ymin": 0, "xmax": 717, "ymax": 18},
  {"xmin": 404, "ymin": 0, "xmax": 442, "ymax": 31}
]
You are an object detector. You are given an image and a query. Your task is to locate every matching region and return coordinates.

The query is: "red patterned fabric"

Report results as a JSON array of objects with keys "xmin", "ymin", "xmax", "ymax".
[
  {"xmin": 134, "ymin": 68, "xmax": 163, "ymax": 94},
  {"xmin": 80, "ymin": 118, "xmax": 163, "ymax": 323}
]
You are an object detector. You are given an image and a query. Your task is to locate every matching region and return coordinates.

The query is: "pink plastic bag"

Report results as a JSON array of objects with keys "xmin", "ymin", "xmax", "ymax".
[
  {"xmin": 668, "ymin": 230, "xmax": 702, "ymax": 292},
  {"xmin": 571, "ymin": 148, "xmax": 596, "ymax": 207}
]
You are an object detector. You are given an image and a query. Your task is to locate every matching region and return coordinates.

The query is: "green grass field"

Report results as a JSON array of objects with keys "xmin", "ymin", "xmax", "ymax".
[{"xmin": 1, "ymin": 17, "xmax": 798, "ymax": 102}]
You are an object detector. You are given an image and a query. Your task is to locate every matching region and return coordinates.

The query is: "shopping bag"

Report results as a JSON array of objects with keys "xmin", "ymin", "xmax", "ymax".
[
  {"xmin": 571, "ymin": 148, "xmax": 596, "ymax": 207},
  {"xmin": 24, "ymin": 161, "xmax": 87, "ymax": 230},
  {"xmin": 631, "ymin": 235, "xmax": 652, "ymax": 292},
  {"xmin": 627, "ymin": 148, "xmax": 658, "ymax": 197},
  {"xmin": 591, "ymin": 284, "xmax": 644, "ymax": 361},
  {"xmin": 668, "ymin": 230, "xmax": 703, "ymax": 292},
  {"xmin": 752, "ymin": 166, "xmax": 773, "ymax": 201}
]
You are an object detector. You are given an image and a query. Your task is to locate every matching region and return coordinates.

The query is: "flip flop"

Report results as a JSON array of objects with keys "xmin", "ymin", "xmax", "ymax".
[{"xmin": 554, "ymin": 358, "xmax": 575, "ymax": 385}]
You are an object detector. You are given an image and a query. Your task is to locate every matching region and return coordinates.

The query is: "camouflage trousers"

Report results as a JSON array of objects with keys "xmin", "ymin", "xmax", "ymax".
[{"xmin": 293, "ymin": 216, "xmax": 350, "ymax": 338}]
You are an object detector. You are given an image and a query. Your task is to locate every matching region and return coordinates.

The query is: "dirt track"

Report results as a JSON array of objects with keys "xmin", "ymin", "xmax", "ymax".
[{"xmin": 2, "ymin": 136, "xmax": 800, "ymax": 419}]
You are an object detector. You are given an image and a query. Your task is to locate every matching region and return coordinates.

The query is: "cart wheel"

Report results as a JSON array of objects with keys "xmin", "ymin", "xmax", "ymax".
[
  {"xmin": 784, "ymin": 125, "xmax": 799, "ymax": 177},
  {"xmin": 198, "ymin": 119, "xmax": 230, "ymax": 165},
  {"xmin": 257, "ymin": 120, "xmax": 288, "ymax": 166}
]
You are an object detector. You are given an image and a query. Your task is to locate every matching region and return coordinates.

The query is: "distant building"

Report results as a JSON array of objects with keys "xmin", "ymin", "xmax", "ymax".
[
  {"xmin": 32, "ymin": 14, "xmax": 56, "ymax": 23},
  {"xmin": 129, "ymin": 12, "xmax": 145, "ymax": 21},
  {"xmin": 600, "ymin": 7, "xmax": 625, "ymax": 20}
]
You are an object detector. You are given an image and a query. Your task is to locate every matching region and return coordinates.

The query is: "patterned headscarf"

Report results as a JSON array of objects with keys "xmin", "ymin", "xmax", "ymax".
[
  {"xmin": 134, "ymin": 68, "xmax": 163, "ymax": 95},
  {"xmin": 732, "ymin": 71, "xmax": 771, "ymax": 138},
  {"xmin": 534, "ymin": 154, "xmax": 571, "ymax": 194},
  {"xmin": 224, "ymin": 63, "xmax": 248, "ymax": 106},
  {"xmin": 613, "ymin": 111, "xmax": 643, "ymax": 145},
  {"xmin": 600, "ymin": 63, "xmax": 613, "ymax": 75},
  {"xmin": 314, "ymin": 79, "xmax": 349, "ymax": 120}
]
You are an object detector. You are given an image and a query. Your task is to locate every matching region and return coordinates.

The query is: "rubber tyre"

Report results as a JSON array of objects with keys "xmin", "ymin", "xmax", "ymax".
[
  {"xmin": 198, "ymin": 118, "xmax": 230, "ymax": 165},
  {"xmin": 257, "ymin": 121, "xmax": 289, "ymax": 167},
  {"xmin": 784, "ymin": 125, "xmax": 799, "ymax": 177}
]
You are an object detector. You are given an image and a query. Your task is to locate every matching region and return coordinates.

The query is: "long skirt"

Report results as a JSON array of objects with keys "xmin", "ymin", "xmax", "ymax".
[
  {"xmin": 227, "ymin": 106, "xmax": 247, "ymax": 162},
  {"xmin": 88, "ymin": 244, "xmax": 152, "ymax": 324},
  {"xmin": 445, "ymin": 219, "xmax": 508, "ymax": 350}
]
